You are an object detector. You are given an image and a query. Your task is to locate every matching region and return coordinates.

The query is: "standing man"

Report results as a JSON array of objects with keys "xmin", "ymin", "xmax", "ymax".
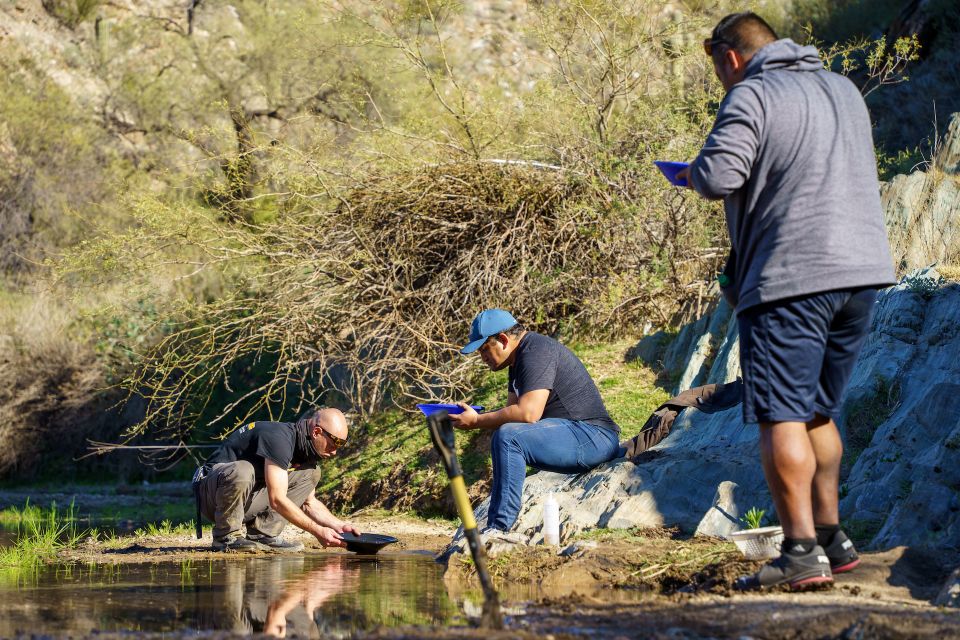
[
  {"xmin": 195, "ymin": 407, "xmax": 360, "ymax": 552},
  {"xmin": 677, "ymin": 13, "xmax": 896, "ymax": 589},
  {"xmin": 450, "ymin": 309, "xmax": 622, "ymax": 534}
]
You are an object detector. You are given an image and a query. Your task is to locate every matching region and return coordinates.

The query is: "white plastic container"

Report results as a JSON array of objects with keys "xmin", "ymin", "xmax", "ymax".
[
  {"xmin": 730, "ymin": 525, "xmax": 784, "ymax": 560},
  {"xmin": 542, "ymin": 492, "xmax": 560, "ymax": 545}
]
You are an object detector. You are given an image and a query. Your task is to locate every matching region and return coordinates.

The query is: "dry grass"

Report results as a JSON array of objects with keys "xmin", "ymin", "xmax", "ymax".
[
  {"xmin": 0, "ymin": 295, "xmax": 108, "ymax": 476},
  {"xmin": 938, "ymin": 264, "xmax": 960, "ymax": 281}
]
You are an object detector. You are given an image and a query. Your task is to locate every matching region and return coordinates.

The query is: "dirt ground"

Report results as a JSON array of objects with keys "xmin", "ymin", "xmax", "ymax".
[
  {"xmin": 444, "ymin": 529, "xmax": 954, "ymax": 606},
  {"xmin": 438, "ymin": 529, "xmax": 960, "ymax": 639}
]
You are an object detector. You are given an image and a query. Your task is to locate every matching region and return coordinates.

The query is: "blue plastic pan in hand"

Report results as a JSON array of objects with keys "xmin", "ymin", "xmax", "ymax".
[
  {"xmin": 416, "ymin": 403, "xmax": 484, "ymax": 417},
  {"xmin": 654, "ymin": 160, "xmax": 689, "ymax": 187}
]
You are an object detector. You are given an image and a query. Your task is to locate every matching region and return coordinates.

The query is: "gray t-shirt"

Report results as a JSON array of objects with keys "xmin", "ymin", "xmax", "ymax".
[{"xmin": 508, "ymin": 332, "xmax": 618, "ymax": 432}]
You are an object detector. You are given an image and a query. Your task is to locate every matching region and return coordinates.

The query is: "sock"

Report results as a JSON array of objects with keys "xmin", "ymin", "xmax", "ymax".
[
  {"xmin": 815, "ymin": 524, "xmax": 841, "ymax": 546},
  {"xmin": 782, "ymin": 537, "xmax": 817, "ymax": 555}
]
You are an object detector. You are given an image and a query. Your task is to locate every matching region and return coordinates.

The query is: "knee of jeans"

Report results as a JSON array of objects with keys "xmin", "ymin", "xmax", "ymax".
[{"xmin": 492, "ymin": 422, "xmax": 526, "ymax": 449}]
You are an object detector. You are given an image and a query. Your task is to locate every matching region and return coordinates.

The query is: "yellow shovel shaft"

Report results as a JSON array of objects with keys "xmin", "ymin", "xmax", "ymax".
[{"xmin": 449, "ymin": 475, "xmax": 477, "ymax": 530}]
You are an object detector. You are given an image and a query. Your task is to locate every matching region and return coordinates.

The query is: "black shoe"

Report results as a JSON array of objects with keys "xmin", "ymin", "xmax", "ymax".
[
  {"xmin": 819, "ymin": 529, "xmax": 860, "ymax": 574},
  {"xmin": 212, "ymin": 535, "xmax": 266, "ymax": 552},
  {"xmin": 246, "ymin": 534, "xmax": 304, "ymax": 552},
  {"xmin": 735, "ymin": 545, "xmax": 833, "ymax": 591}
]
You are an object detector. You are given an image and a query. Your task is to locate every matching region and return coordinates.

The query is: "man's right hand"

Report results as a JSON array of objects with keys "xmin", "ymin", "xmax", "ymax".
[
  {"xmin": 449, "ymin": 403, "xmax": 479, "ymax": 429},
  {"xmin": 314, "ymin": 526, "xmax": 346, "ymax": 548},
  {"xmin": 676, "ymin": 164, "xmax": 693, "ymax": 188}
]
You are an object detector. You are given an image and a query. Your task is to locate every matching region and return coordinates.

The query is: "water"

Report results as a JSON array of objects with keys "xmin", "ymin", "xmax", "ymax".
[{"xmin": 1, "ymin": 552, "xmax": 462, "ymax": 637}]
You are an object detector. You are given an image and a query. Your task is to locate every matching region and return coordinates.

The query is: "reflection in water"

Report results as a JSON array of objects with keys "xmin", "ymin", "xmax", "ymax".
[
  {"xmin": 213, "ymin": 556, "xmax": 360, "ymax": 637},
  {"xmin": 0, "ymin": 552, "xmax": 461, "ymax": 637}
]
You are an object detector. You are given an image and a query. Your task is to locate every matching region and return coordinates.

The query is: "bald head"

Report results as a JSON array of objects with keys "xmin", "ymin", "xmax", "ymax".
[
  {"xmin": 711, "ymin": 12, "xmax": 778, "ymax": 60},
  {"xmin": 317, "ymin": 407, "xmax": 348, "ymax": 441},
  {"xmin": 298, "ymin": 406, "xmax": 349, "ymax": 458}
]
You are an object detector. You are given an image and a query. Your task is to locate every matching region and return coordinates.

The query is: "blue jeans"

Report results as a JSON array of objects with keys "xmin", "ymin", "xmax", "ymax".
[{"xmin": 486, "ymin": 418, "xmax": 621, "ymax": 531}]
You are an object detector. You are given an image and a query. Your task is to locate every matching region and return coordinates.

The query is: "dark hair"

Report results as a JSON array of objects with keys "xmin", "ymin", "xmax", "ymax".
[
  {"xmin": 504, "ymin": 323, "xmax": 525, "ymax": 337},
  {"xmin": 484, "ymin": 323, "xmax": 525, "ymax": 346},
  {"xmin": 712, "ymin": 12, "xmax": 778, "ymax": 58}
]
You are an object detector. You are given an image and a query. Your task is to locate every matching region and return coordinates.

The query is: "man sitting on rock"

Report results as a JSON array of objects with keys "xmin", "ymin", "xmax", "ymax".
[
  {"xmin": 450, "ymin": 309, "xmax": 622, "ymax": 534},
  {"xmin": 194, "ymin": 407, "xmax": 360, "ymax": 552}
]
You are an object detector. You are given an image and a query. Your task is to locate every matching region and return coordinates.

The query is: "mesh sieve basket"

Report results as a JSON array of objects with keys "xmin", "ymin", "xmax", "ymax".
[{"xmin": 730, "ymin": 526, "xmax": 784, "ymax": 560}]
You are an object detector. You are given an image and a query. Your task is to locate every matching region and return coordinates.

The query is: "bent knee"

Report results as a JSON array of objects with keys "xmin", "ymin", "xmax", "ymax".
[
  {"xmin": 220, "ymin": 460, "xmax": 256, "ymax": 485},
  {"xmin": 492, "ymin": 422, "xmax": 527, "ymax": 447}
]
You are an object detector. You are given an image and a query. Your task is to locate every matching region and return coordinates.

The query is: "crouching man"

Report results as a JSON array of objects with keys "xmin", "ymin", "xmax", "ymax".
[
  {"xmin": 194, "ymin": 407, "xmax": 360, "ymax": 552},
  {"xmin": 451, "ymin": 309, "xmax": 622, "ymax": 534}
]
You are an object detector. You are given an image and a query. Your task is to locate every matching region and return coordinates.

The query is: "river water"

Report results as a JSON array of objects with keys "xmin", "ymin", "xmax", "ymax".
[{"xmin": 1, "ymin": 552, "xmax": 463, "ymax": 637}]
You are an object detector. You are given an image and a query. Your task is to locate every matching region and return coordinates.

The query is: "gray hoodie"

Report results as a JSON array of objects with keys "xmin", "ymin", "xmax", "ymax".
[{"xmin": 690, "ymin": 39, "xmax": 895, "ymax": 312}]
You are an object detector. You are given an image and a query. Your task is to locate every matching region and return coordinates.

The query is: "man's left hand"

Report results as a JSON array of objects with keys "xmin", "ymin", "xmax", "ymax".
[
  {"xmin": 676, "ymin": 165, "xmax": 693, "ymax": 188},
  {"xmin": 449, "ymin": 403, "xmax": 479, "ymax": 429}
]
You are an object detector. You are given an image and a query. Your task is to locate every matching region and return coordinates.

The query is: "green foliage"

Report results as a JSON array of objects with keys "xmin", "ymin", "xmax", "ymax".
[
  {"xmin": 42, "ymin": 0, "xmax": 101, "ymax": 29},
  {"xmin": 5, "ymin": 0, "xmax": 933, "ymax": 485},
  {"xmin": 740, "ymin": 506, "xmax": 767, "ymax": 530},
  {"xmin": 876, "ymin": 145, "xmax": 926, "ymax": 181},
  {"xmin": 135, "ymin": 519, "xmax": 195, "ymax": 538},
  {"xmin": 0, "ymin": 502, "xmax": 84, "ymax": 586},
  {"xmin": 0, "ymin": 47, "xmax": 129, "ymax": 273},
  {"xmin": 903, "ymin": 270, "xmax": 946, "ymax": 298}
]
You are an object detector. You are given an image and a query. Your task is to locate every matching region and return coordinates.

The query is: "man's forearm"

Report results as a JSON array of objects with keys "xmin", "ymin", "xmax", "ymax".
[
  {"xmin": 473, "ymin": 404, "xmax": 531, "ymax": 430},
  {"xmin": 302, "ymin": 498, "xmax": 342, "ymax": 529},
  {"xmin": 271, "ymin": 494, "xmax": 326, "ymax": 537}
]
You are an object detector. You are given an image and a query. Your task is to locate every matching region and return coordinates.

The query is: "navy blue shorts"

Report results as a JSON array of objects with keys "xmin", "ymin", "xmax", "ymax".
[{"xmin": 737, "ymin": 288, "xmax": 878, "ymax": 424}]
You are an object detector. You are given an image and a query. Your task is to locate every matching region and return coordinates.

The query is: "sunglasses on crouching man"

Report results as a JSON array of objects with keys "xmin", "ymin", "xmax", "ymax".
[{"xmin": 319, "ymin": 426, "xmax": 346, "ymax": 449}]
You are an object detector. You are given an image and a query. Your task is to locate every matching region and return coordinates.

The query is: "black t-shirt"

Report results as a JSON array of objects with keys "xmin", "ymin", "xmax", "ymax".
[
  {"xmin": 206, "ymin": 421, "xmax": 318, "ymax": 487},
  {"xmin": 507, "ymin": 332, "xmax": 618, "ymax": 432}
]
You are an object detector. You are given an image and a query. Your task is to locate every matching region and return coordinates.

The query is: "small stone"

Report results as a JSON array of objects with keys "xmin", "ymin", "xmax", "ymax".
[{"xmin": 935, "ymin": 567, "xmax": 960, "ymax": 608}]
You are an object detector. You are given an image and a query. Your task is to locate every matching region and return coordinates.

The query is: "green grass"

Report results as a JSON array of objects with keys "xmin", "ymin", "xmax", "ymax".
[
  {"xmin": 574, "ymin": 341, "xmax": 671, "ymax": 433},
  {"xmin": 134, "ymin": 519, "xmax": 195, "ymax": 538},
  {"xmin": 0, "ymin": 503, "xmax": 85, "ymax": 585},
  {"xmin": 0, "ymin": 499, "xmax": 79, "ymax": 527}
]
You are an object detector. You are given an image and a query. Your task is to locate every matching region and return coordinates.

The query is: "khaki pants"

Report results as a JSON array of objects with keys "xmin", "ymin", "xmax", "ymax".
[{"xmin": 197, "ymin": 461, "xmax": 321, "ymax": 539}]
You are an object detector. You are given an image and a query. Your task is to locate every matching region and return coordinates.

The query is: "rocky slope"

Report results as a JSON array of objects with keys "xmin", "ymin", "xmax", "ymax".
[{"xmin": 466, "ymin": 113, "xmax": 960, "ymax": 561}]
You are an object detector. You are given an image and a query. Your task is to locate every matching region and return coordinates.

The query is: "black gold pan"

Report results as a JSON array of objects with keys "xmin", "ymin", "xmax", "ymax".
[{"xmin": 339, "ymin": 532, "xmax": 399, "ymax": 554}]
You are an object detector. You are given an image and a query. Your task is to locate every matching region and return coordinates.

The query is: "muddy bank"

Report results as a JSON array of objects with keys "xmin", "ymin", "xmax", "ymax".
[
  {"xmin": 57, "ymin": 512, "xmax": 457, "ymax": 564},
  {"xmin": 445, "ymin": 529, "xmax": 953, "ymax": 605},
  {"xmin": 438, "ymin": 530, "xmax": 959, "ymax": 638}
]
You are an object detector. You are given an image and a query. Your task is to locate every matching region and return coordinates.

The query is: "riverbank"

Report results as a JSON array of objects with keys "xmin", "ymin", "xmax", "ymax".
[
  {"xmin": 35, "ymin": 530, "xmax": 960, "ymax": 639},
  {"xmin": 2, "ymin": 490, "xmax": 957, "ymax": 639}
]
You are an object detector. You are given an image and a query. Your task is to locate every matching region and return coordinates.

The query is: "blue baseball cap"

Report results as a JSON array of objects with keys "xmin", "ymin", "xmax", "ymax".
[{"xmin": 460, "ymin": 309, "xmax": 518, "ymax": 354}]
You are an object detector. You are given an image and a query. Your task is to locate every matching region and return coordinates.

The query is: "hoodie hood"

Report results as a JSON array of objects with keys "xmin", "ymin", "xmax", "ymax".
[{"xmin": 744, "ymin": 38, "xmax": 823, "ymax": 79}]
